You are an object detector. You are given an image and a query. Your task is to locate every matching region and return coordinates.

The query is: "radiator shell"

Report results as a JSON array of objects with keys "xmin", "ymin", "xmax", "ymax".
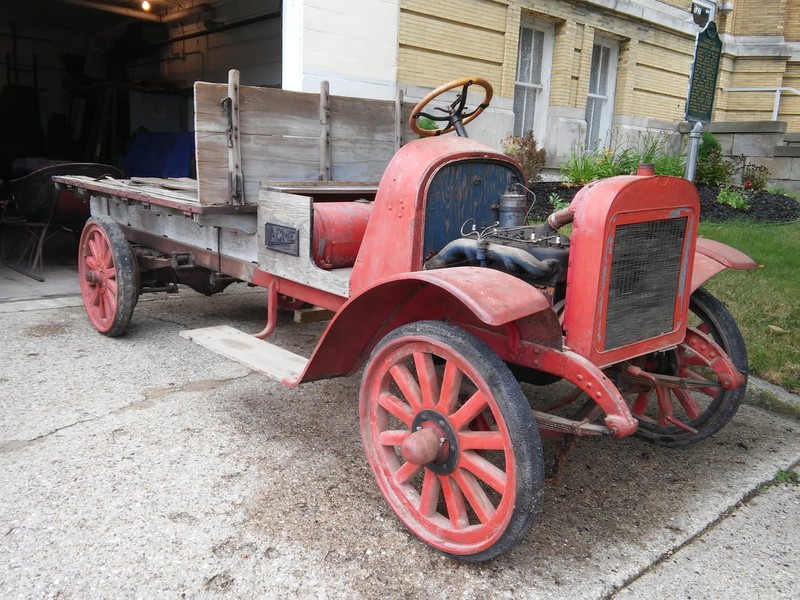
[{"xmin": 562, "ymin": 175, "xmax": 699, "ymax": 368}]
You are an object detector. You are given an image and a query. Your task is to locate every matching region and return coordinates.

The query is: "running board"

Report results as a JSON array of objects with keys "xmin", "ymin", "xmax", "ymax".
[{"xmin": 180, "ymin": 325, "xmax": 308, "ymax": 385}]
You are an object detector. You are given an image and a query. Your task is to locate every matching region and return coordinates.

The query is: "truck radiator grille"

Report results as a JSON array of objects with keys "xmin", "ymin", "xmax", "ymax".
[{"xmin": 604, "ymin": 217, "xmax": 687, "ymax": 350}]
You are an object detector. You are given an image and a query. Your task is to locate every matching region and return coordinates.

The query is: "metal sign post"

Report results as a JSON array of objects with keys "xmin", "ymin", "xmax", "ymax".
[{"xmin": 684, "ymin": 21, "xmax": 722, "ymax": 180}]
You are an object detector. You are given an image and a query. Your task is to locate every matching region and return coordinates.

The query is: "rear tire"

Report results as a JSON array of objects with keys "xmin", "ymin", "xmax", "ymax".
[{"xmin": 78, "ymin": 217, "xmax": 139, "ymax": 337}]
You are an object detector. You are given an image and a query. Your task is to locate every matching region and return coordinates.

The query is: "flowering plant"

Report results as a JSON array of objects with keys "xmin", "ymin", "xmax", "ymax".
[{"xmin": 741, "ymin": 163, "xmax": 770, "ymax": 191}]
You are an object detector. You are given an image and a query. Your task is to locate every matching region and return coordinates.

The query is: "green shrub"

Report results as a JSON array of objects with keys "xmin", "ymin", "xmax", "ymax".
[
  {"xmin": 560, "ymin": 144, "xmax": 597, "ymax": 185},
  {"xmin": 638, "ymin": 131, "xmax": 687, "ymax": 176},
  {"xmin": 548, "ymin": 192, "xmax": 570, "ymax": 210},
  {"xmin": 653, "ymin": 152, "xmax": 687, "ymax": 177},
  {"xmin": 560, "ymin": 130, "xmax": 687, "ymax": 183},
  {"xmin": 716, "ymin": 186, "xmax": 750, "ymax": 210},
  {"xmin": 695, "ymin": 132, "xmax": 733, "ymax": 186},
  {"xmin": 698, "ymin": 131, "xmax": 721, "ymax": 161},
  {"xmin": 593, "ymin": 146, "xmax": 638, "ymax": 179},
  {"xmin": 766, "ymin": 185, "xmax": 787, "ymax": 195},
  {"xmin": 696, "ymin": 147, "xmax": 734, "ymax": 186},
  {"xmin": 501, "ymin": 132, "xmax": 547, "ymax": 183}
]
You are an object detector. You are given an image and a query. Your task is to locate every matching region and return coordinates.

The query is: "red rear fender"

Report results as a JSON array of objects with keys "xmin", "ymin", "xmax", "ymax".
[{"xmin": 293, "ymin": 267, "xmax": 559, "ymax": 384}]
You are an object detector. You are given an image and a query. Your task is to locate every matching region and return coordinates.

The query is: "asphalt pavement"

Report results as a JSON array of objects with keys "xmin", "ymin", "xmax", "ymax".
[{"xmin": 1, "ymin": 231, "xmax": 798, "ymax": 598}]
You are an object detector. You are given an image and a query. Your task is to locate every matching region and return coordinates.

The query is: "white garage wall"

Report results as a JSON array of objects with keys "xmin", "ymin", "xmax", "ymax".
[{"xmin": 282, "ymin": 0, "xmax": 400, "ymax": 100}]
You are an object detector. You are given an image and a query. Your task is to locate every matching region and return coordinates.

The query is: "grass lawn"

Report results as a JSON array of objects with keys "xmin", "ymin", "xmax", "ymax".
[{"xmin": 698, "ymin": 219, "xmax": 799, "ymax": 393}]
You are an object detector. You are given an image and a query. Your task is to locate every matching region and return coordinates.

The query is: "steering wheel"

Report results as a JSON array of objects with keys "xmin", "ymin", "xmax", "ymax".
[{"xmin": 409, "ymin": 77, "xmax": 493, "ymax": 138}]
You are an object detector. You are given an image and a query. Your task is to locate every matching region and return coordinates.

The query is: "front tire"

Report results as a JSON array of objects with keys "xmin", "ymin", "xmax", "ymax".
[
  {"xmin": 360, "ymin": 320, "xmax": 544, "ymax": 561},
  {"xmin": 633, "ymin": 288, "xmax": 748, "ymax": 446}
]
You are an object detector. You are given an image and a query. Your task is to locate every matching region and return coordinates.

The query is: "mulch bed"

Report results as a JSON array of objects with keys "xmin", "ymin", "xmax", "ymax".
[{"xmin": 525, "ymin": 181, "xmax": 800, "ymax": 224}]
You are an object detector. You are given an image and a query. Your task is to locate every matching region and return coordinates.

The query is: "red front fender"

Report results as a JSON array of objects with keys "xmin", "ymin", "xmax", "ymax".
[
  {"xmin": 691, "ymin": 238, "xmax": 757, "ymax": 292},
  {"xmin": 292, "ymin": 267, "xmax": 559, "ymax": 385}
]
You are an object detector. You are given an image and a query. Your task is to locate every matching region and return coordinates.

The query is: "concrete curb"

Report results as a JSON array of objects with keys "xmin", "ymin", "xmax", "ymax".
[{"xmin": 745, "ymin": 375, "xmax": 800, "ymax": 419}]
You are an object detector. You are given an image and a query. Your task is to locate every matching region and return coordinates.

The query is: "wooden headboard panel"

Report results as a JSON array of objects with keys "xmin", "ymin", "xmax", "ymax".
[{"xmin": 193, "ymin": 70, "xmax": 414, "ymax": 204}]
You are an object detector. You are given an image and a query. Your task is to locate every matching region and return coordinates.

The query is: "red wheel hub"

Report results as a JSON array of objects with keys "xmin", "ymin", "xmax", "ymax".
[{"xmin": 401, "ymin": 427, "xmax": 442, "ymax": 465}]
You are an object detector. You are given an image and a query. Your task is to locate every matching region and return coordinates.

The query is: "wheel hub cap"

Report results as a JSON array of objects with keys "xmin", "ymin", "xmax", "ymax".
[
  {"xmin": 406, "ymin": 409, "xmax": 460, "ymax": 475},
  {"xmin": 86, "ymin": 269, "xmax": 105, "ymax": 286},
  {"xmin": 401, "ymin": 427, "xmax": 441, "ymax": 465}
]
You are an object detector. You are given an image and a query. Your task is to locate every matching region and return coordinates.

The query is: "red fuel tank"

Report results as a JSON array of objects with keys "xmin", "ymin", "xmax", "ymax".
[{"xmin": 312, "ymin": 201, "xmax": 373, "ymax": 269}]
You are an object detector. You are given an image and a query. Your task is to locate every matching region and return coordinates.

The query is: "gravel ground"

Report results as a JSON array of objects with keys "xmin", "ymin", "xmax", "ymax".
[
  {"xmin": 526, "ymin": 181, "xmax": 800, "ymax": 223},
  {"xmin": 1, "ymin": 290, "xmax": 798, "ymax": 598}
]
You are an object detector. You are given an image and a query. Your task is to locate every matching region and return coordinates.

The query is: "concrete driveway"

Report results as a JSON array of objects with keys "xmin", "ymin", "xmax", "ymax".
[{"xmin": 1, "ymin": 251, "xmax": 798, "ymax": 598}]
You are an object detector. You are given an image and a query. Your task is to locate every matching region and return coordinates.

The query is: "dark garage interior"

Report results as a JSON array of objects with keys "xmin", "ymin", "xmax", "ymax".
[
  {"xmin": 0, "ymin": 0, "xmax": 281, "ymax": 197},
  {"xmin": 0, "ymin": 1, "xmax": 281, "ymax": 279}
]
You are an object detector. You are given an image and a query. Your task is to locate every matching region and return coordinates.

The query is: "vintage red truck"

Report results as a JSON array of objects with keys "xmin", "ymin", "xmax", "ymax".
[{"xmin": 55, "ymin": 75, "xmax": 755, "ymax": 561}]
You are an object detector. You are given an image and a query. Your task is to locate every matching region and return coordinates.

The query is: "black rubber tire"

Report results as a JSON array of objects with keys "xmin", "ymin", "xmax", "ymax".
[
  {"xmin": 78, "ymin": 216, "xmax": 139, "ymax": 337},
  {"xmin": 634, "ymin": 287, "xmax": 748, "ymax": 447},
  {"xmin": 360, "ymin": 320, "xmax": 545, "ymax": 562}
]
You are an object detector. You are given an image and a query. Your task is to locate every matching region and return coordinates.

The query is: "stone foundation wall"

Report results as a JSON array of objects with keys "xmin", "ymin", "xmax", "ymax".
[{"xmin": 703, "ymin": 121, "xmax": 800, "ymax": 194}]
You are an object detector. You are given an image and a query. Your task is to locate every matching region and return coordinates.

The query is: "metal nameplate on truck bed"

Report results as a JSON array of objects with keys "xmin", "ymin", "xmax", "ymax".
[{"xmin": 265, "ymin": 223, "xmax": 300, "ymax": 256}]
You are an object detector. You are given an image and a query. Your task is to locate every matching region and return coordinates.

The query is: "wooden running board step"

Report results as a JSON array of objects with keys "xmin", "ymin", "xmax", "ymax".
[{"xmin": 180, "ymin": 325, "xmax": 308, "ymax": 384}]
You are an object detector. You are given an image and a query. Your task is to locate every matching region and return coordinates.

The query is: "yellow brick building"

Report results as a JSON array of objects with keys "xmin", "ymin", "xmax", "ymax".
[{"xmin": 397, "ymin": 0, "xmax": 800, "ymax": 162}]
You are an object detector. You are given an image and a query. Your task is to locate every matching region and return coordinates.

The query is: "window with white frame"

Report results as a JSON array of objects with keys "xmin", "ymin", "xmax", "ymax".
[
  {"xmin": 584, "ymin": 37, "xmax": 618, "ymax": 151},
  {"xmin": 513, "ymin": 21, "xmax": 553, "ymax": 142}
]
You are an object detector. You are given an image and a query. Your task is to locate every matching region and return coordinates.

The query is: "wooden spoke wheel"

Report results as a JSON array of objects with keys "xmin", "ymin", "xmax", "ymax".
[
  {"xmin": 631, "ymin": 288, "xmax": 748, "ymax": 446},
  {"xmin": 78, "ymin": 216, "xmax": 139, "ymax": 337},
  {"xmin": 360, "ymin": 320, "xmax": 544, "ymax": 561}
]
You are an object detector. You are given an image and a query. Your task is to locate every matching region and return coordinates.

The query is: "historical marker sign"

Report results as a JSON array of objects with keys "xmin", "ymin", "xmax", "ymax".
[{"xmin": 685, "ymin": 21, "xmax": 722, "ymax": 123}]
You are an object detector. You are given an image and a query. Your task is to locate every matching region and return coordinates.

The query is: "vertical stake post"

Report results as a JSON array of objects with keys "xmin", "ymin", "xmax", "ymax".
[
  {"xmin": 319, "ymin": 81, "xmax": 331, "ymax": 181},
  {"xmin": 225, "ymin": 68, "xmax": 244, "ymax": 204}
]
